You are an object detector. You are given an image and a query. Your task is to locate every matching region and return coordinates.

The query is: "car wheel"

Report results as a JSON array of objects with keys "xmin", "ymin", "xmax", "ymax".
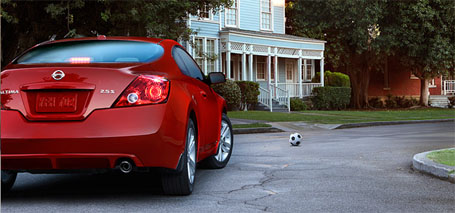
[
  {"xmin": 1, "ymin": 170, "xmax": 17, "ymax": 193},
  {"xmin": 200, "ymin": 113, "xmax": 233, "ymax": 169},
  {"xmin": 161, "ymin": 118, "xmax": 197, "ymax": 195}
]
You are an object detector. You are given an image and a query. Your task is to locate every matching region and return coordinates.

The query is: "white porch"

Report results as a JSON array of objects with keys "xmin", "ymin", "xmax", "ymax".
[{"xmin": 220, "ymin": 41, "xmax": 325, "ymax": 111}]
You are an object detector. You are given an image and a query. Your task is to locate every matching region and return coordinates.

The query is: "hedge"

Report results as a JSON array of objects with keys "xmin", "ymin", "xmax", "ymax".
[
  {"xmin": 311, "ymin": 87, "xmax": 351, "ymax": 110},
  {"xmin": 312, "ymin": 71, "xmax": 350, "ymax": 87},
  {"xmin": 235, "ymin": 81, "xmax": 260, "ymax": 111},
  {"xmin": 290, "ymin": 97, "xmax": 308, "ymax": 111},
  {"xmin": 211, "ymin": 80, "xmax": 241, "ymax": 111}
]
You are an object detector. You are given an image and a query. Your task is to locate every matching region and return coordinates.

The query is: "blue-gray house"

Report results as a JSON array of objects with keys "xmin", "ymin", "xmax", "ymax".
[{"xmin": 181, "ymin": 0, "xmax": 326, "ymax": 111}]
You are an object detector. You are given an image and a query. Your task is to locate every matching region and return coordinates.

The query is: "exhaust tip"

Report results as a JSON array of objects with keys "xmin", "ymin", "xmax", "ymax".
[{"xmin": 119, "ymin": 160, "xmax": 133, "ymax": 174}]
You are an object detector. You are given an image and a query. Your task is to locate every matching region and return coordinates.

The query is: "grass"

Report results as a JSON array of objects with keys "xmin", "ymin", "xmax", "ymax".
[
  {"xmin": 427, "ymin": 149, "xmax": 455, "ymax": 166},
  {"xmin": 228, "ymin": 108, "xmax": 455, "ymax": 124},
  {"xmin": 232, "ymin": 123, "xmax": 272, "ymax": 129}
]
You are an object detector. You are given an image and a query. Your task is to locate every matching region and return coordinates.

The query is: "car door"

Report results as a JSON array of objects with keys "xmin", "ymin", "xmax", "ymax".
[{"xmin": 173, "ymin": 47, "xmax": 220, "ymax": 154}]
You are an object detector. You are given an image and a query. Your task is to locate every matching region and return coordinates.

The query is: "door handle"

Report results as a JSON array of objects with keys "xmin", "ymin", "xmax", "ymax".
[{"xmin": 200, "ymin": 91, "xmax": 207, "ymax": 98}]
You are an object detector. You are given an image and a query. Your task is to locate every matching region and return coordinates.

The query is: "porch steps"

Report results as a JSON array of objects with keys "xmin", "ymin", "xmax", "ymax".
[
  {"xmin": 429, "ymin": 95, "xmax": 450, "ymax": 108},
  {"xmin": 255, "ymin": 100, "xmax": 289, "ymax": 112}
]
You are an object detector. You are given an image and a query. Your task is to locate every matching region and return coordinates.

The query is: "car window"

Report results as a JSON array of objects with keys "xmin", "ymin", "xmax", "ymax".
[
  {"xmin": 15, "ymin": 40, "xmax": 164, "ymax": 64},
  {"xmin": 172, "ymin": 47, "xmax": 204, "ymax": 80}
]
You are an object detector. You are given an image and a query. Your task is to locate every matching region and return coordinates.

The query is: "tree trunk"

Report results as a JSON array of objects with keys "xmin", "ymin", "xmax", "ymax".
[{"xmin": 420, "ymin": 78, "xmax": 430, "ymax": 106}]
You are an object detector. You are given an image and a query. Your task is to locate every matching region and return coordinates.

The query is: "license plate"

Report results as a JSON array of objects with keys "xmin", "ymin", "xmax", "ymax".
[{"xmin": 36, "ymin": 92, "xmax": 78, "ymax": 113}]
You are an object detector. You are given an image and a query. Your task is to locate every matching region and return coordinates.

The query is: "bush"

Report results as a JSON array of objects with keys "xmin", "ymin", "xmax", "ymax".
[
  {"xmin": 369, "ymin": 97, "xmax": 384, "ymax": 108},
  {"xmin": 385, "ymin": 94, "xmax": 397, "ymax": 108},
  {"xmin": 290, "ymin": 97, "xmax": 308, "ymax": 111},
  {"xmin": 211, "ymin": 80, "xmax": 241, "ymax": 111},
  {"xmin": 312, "ymin": 70, "xmax": 350, "ymax": 87},
  {"xmin": 448, "ymin": 96, "xmax": 455, "ymax": 108},
  {"xmin": 235, "ymin": 81, "xmax": 260, "ymax": 110},
  {"xmin": 311, "ymin": 87, "xmax": 351, "ymax": 110}
]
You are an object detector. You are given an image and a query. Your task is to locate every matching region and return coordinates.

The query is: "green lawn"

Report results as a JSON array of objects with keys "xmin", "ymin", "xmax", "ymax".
[
  {"xmin": 228, "ymin": 108, "xmax": 455, "ymax": 124},
  {"xmin": 232, "ymin": 123, "xmax": 272, "ymax": 129},
  {"xmin": 427, "ymin": 149, "xmax": 455, "ymax": 166}
]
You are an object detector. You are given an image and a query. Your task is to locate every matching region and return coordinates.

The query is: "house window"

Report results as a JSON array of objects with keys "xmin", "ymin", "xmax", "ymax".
[
  {"xmin": 302, "ymin": 59, "xmax": 314, "ymax": 82},
  {"xmin": 226, "ymin": 0, "xmax": 238, "ymax": 27},
  {"xmin": 206, "ymin": 39, "xmax": 215, "ymax": 73},
  {"xmin": 194, "ymin": 38, "xmax": 204, "ymax": 70},
  {"xmin": 271, "ymin": 58, "xmax": 275, "ymax": 80},
  {"xmin": 194, "ymin": 38, "xmax": 217, "ymax": 73},
  {"xmin": 198, "ymin": 5, "xmax": 213, "ymax": 20},
  {"xmin": 261, "ymin": 0, "xmax": 272, "ymax": 30},
  {"xmin": 257, "ymin": 57, "xmax": 266, "ymax": 80},
  {"xmin": 429, "ymin": 78, "xmax": 436, "ymax": 88}
]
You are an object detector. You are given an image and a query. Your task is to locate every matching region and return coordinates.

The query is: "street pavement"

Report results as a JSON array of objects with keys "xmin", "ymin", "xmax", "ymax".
[{"xmin": 2, "ymin": 122, "xmax": 455, "ymax": 212}]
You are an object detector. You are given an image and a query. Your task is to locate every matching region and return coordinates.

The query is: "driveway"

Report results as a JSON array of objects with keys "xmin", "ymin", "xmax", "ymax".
[{"xmin": 2, "ymin": 122, "xmax": 454, "ymax": 212}]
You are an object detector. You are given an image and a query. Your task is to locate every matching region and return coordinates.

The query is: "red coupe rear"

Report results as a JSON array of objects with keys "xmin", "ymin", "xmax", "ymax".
[{"xmin": 1, "ymin": 37, "xmax": 234, "ymax": 195}]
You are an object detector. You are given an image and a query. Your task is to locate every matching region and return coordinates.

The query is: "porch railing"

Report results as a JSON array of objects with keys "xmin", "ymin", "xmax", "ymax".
[
  {"xmin": 444, "ymin": 80, "xmax": 455, "ymax": 95},
  {"xmin": 276, "ymin": 83, "xmax": 322, "ymax": 97},
  {"xmin": 270, "ymin": 84, "xmax": 291, "ymax": 112},
  {"xmin": 258, "ymin": 87, "xmax": 272, "ymax": 112}
]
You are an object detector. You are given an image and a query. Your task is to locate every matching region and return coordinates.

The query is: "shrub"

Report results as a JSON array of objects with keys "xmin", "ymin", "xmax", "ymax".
[
  {"xmin": 369, "ymin": 97, "xmax": 384, "ymax": 108},
  {"xmin": 290, "ymin": 97, "xmax": 308, "ymax": 111},
  {"xmin": 312, "ymin": 70, "xmax": 350, "ymax": 87},
  {"xmin": 311, "ymin": 87, "xmax": 351, "ymax": 110},
  {"xmin": 448, "ymin": 96, "xmax": 455, "ymax": 108},
  {"xmin": 385, "ymin": 94, "xmax": 397, "ymax": 108},
  {"xmin": 211, "ymin": 80, "xmax": 241, "ymax": 111},
  {"xmin": 394, "ymin": 96, "xmax": 407, "ymax": 107},
  {"xmin": 235, "ymin": 81, "xmax": 260, "ymax": 110}
]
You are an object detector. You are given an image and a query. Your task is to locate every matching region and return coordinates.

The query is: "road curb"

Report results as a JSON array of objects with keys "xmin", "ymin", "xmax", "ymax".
[
  {"xmin": 412, "ymin": 148, "xmax": 455, "ymax": 183},
  {"xmin": 233, "ymin": 127, "xmax": 284, "ymax": 135},
  {"xmin": 335, "ymin": 119, "xmax": 455, "ymax": 129}
]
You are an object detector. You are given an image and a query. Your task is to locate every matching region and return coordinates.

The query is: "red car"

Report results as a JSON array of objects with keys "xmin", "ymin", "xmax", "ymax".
[{"xmin": 1, "ymin": 37, "xmax": 234, "ymax": 195}]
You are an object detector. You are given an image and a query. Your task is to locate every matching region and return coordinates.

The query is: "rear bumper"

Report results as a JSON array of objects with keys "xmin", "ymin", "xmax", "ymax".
[{"xmin": 1, "ymin": 104, "xmax": 188, "ymax": 171}]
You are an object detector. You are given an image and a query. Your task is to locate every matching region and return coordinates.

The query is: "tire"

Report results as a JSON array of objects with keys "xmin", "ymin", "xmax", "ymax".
[
  {"xmin": 200, "ymin": 113, "xmax": 233, "ymax": 169},
  {"xmin": 1, "ymin": 170, "xmax": 17, "ymax": 193},
  {"xmin": 161, "ymin": 118, "xmax": 197, "ymax": 195}
]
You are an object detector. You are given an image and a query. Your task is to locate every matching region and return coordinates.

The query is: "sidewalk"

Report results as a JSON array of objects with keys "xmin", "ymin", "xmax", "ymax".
[{"xmin": 231, "ymin": 118, "xmax": 455, "ymax": 134}]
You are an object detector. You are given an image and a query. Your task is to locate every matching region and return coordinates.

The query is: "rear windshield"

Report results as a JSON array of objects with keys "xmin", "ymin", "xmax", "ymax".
[{"xmin": 15, "ymin": 40, "xmax": 164, "ymax": 64}]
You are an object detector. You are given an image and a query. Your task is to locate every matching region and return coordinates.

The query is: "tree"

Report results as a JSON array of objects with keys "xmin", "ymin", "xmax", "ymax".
[
  {"xmin": 380, "ymin": 0, "xmax": 455, "ymax": 106},
  {"xmin": 286, "ymin": 0, "xmax": 386, "ymax": 108},
  {"xmin": 1, "ymin": 0, "xmax": 230, "ymax": 68}
]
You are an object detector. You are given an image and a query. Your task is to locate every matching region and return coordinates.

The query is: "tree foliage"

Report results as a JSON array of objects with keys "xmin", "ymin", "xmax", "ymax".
[
  {"xmin": 287, "ymin": 0, "xmax": 386, "ymax": 108},
  {"xmin": 1, "ymin": 0, "xmax": 230, "ymax": 67},
  {"xmin": 380, "ymin": 0, "xmax": 455, "ymax": 105},
  {"xmin": 287, "ymin": 0, "xmax": 454, "ymax": 107}
]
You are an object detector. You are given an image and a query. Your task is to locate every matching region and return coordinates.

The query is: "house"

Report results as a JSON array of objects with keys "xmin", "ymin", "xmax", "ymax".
[
  {"xmin": 180, "ymin": 0, "xmax": 326, "ymax": 111},
  {"xmin": 368, "ymin": 57, "xmax": 455, "ymax": 107}
]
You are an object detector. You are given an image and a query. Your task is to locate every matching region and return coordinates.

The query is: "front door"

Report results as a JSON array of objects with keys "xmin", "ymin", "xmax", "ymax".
[{"xmin": 285, "ymin": 60, "xmax": 297, "ymax": 97}]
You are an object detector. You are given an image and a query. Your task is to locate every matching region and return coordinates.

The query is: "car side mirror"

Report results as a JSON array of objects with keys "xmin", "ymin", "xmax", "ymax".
[{"xmin": 208, "ymin": 72, "xmax": 226, "ymax": 85}]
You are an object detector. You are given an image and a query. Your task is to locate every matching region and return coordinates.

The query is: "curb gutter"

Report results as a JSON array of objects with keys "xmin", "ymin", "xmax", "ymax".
[
  {"xmin": 335, "ymin": 119, "xmax": 455, "ymax": 129},
  {"xmin": 412, "ymin": 148, "xmax": 455, "ymax": 183},
  {"xmin": 233, "ymin": 127, "xmax": 284, "ymax": 135}
]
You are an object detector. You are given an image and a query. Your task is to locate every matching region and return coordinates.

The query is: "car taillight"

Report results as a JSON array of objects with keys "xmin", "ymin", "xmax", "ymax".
[{"xmin": 113, "ymin": 75, "xmax": 169, "ymax": 107}]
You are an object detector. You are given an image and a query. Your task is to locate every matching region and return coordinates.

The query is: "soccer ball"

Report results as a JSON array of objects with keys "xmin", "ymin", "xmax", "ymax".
[{"xmin": 289, "ymin": 133, "xmax": 302, "ymax": 146}]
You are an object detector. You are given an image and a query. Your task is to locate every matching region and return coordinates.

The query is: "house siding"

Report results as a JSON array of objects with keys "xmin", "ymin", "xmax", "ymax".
[
  {"xmin": 239, "ymin": 0, "xmax": 260, "ymax": 31},
  {"xmin": 191, "ymin": 21, "xmax": 220, "ymax": 38},
  {"xmin": 273, "ymin": 6, "xmax": 284, "ymax": 34}
]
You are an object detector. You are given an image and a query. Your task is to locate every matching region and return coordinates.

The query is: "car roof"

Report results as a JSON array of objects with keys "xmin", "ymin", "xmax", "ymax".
[{"xmin": 39, "ymin": 36, "xmax": 164, "ymax": 46}]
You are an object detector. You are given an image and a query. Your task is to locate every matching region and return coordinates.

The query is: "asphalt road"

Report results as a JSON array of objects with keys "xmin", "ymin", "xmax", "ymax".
[{"xmin": 2, "ymin": 122, "xmax": 455, "ymax": 212}]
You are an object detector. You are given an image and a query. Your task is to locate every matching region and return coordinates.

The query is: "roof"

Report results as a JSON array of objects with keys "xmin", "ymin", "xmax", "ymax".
[{"xmin": 220, "ymin": 28, "xmax": 326, "ymax": 44}]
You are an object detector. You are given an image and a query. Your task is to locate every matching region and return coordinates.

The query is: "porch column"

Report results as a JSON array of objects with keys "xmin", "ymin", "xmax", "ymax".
[
  {"xmin": 274, "ymin": 47, "xmax": 278, "ymax": 89},
  {"xmin": 226, "ymin": 42, "xmax": 231, "ymax": 80},
  {"xmin": 267, "ymin": 47, "xmax": 272, "ymax": 89},
  {"xmin": 242, "ymin": 44, "xmax": 247, "ymax": 81},
  {"xmin": 203, "ymin": 38, "xmax": 207, "ymax": 75},
  {"xmin": 320, "ymin": 57, "xmax": 325, "ymax": 86},
  {"xmin": 298, "ymin": 50, "xmax": 303, "ymax": 98},
  {"xmin": 249, "ymin": 47, "xmax": 253, "ymax": 81}
]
